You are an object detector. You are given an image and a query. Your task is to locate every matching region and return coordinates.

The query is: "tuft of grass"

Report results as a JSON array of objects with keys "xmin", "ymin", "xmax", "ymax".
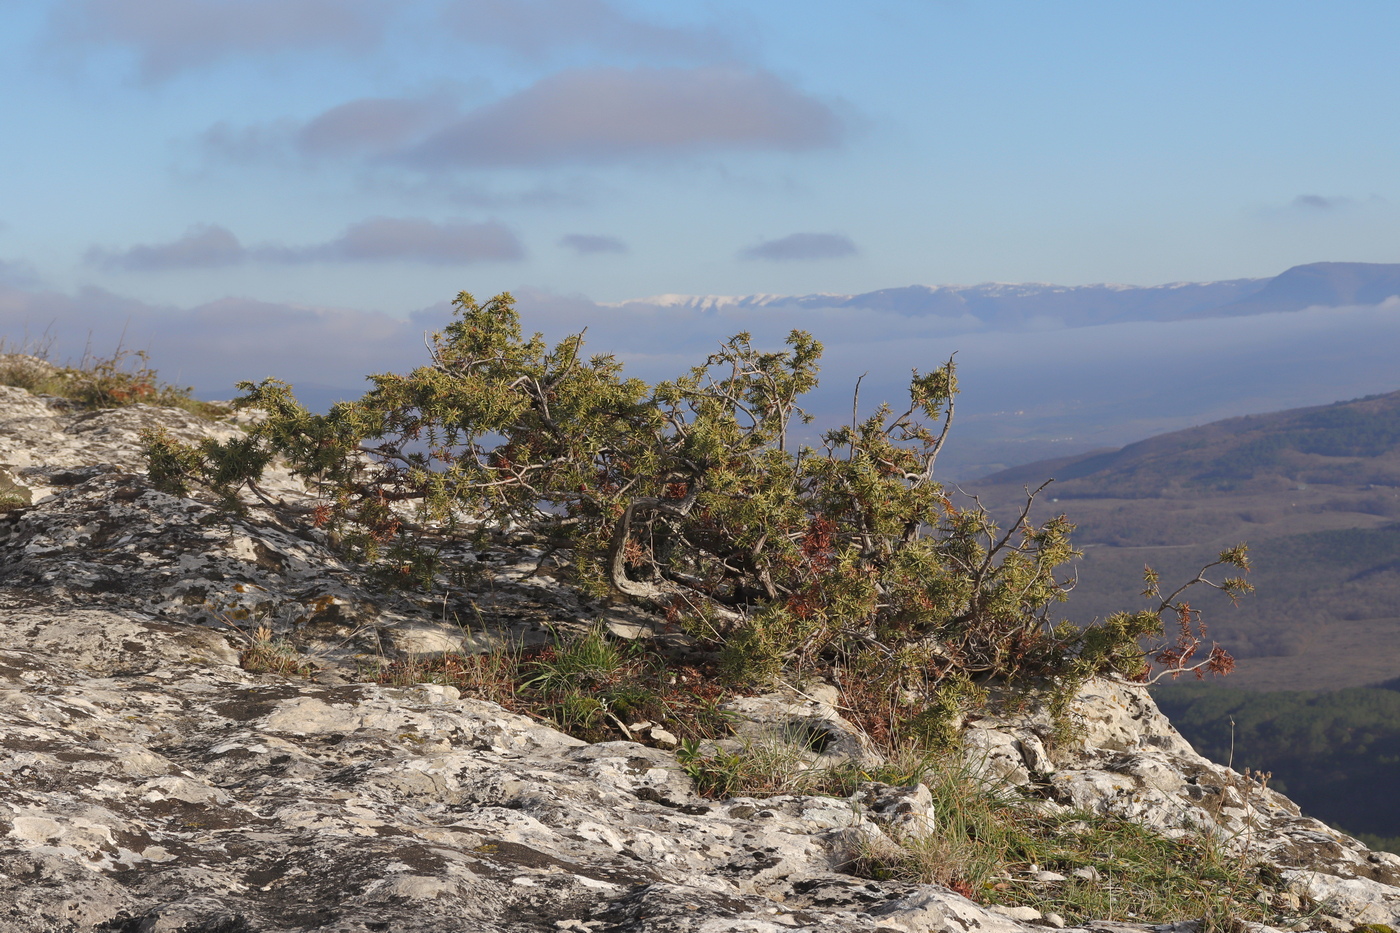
[
  {"xmin": 365, "ymin": 624, "xmax": 734, "ymax": 744},
  {"xmin": 853, "ymin": 774, "xmax": 1290, "ymax": 932},
  {"xmin": 208, "ymin": 604, "xmax": 315, "ymax": 678},
  {"xmin": 373, "ymin": 648, "xmax": 523, "ymax": 708},
  {"xmin": 844, "ymin": 754, "xmax": 1018, "ymax": 899},
  {"xmin": 239, "ymin": 625, "xmax": 314, "ymax": 678},
  {"xmin": 520, "ymin": 625, "xmax": 624, "ymax": 695},
  {"xmin": 677, "ymin": 735, "xmax": 1292, "ymax": 932},
  {"xmin": 0, "ymin": 339, "xmax": 228, "ymax": 419},
  {"xmin": 677, "ymin": 735, "xmax": 819, "ymax": 799}
]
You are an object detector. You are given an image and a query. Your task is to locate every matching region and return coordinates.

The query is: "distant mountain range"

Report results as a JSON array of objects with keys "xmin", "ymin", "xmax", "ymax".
[
  {"xmin": 965, "ymin": 389, "xmax": 1400, "ymax": 693},
  {"xmin": 272, "ymin": 260, "xmax": 1400, "ymax": 483},
  {"xmin": 1204, "ymin": 261, "xmax": 1400, "ymax": 317},
  {"xmin": 619, "ymin": 261, "xmax": 1400, "ymax": 328}
]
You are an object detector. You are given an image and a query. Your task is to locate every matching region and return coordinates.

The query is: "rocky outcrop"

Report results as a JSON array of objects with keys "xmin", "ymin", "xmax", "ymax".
[
  {"xmin": 965, "ymin": 682, "xmax": 1400, "ymax": 930},
  {"xmin": 1, "ymin": 386, "xmax": 1399, "ymax": 932}
]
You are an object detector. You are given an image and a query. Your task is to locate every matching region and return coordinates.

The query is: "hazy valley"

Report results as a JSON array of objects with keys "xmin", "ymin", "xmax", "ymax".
[
  {"xmin": 9, "ymin": 261, "xmax": 1400, "ymax": 486},
  {"xmin": 966, "ymin": 382, "xmax": 1400, "ymax": 852}
]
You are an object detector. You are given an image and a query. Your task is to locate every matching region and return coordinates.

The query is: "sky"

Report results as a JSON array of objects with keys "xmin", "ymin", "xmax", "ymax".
[{"xmin": 3, "ymin": 1, "xmax": 1400, "ymax": 475}]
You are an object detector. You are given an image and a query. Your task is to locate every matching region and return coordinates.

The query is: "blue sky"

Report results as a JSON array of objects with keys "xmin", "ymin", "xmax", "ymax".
[
  {"xmin": 3, "ymin": 1, "xmax": 1400, "ymax": 477},
  {"xmin": 5, "ymin": 0, "xmax": 1400, "ymax": 311}
]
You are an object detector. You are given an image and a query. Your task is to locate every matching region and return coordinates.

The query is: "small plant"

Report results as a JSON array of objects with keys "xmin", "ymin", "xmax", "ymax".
[
  {"xmin": 0, "ymin": 342, "xmax": 58, "ymax": 392},
  {"xmin": 239, "ymin": 625, "xmax": 314, "ymax": 678},
  {"xmin": 0, "ymin": 338, "xmax": 227, "ymax": 418},
  {"xmin": 409, "ymin": 648, "xmax": 522, "ymax": 708},
  {"xmin": 677, "ymin": 735, "xmax": 819, "ymax": 799},
  {"xmin": 208, "ymin": 603, "xmax": 315, "ymax": 678},
  {"xmin": 845, "ymin": 751, "xmax": 1021, "ymax": 896},
  {"xmin": 520, "ymin": 625, "xmax": 623, "ymax": 695}
]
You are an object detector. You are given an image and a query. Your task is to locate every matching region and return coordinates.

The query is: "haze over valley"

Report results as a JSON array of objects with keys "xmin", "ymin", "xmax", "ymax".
[{"xmin": 5, "ymin": 259, "xmax": 1399, "ymax": 482}]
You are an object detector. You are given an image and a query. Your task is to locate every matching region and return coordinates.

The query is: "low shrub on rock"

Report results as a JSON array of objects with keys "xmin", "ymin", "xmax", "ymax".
[{"xmin": 145, "ymin": 291, "xmax": 1247, "ymax": 751}]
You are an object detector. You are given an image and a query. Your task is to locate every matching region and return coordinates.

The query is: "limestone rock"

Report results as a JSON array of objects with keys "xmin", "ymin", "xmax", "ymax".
[
  {"xmin": 966, "ymin": 677, "xmax": 1400, "ymax": 928},
  {"xmin": 0, "ymin": 392, "xmax": 971, "ymax": 931},
  {"xmin": 1, "ymin": 387, "xmax": 1398, "ymax": 931},
  {"xmin": 721, "ymin": 684, "xmax": 878, "ymax": 768}
]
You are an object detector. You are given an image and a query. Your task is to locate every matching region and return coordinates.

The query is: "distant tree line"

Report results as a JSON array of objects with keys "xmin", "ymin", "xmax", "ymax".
[
  {"xmin": 1153, "ymin": 680, "xmax": 1400, "ymax": 852},
  {"xmin": 1195, "ymin": 406, "xmax": 1400, "ymax": 488}
]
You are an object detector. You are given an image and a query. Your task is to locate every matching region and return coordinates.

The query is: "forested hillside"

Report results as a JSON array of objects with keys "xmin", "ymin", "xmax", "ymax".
[
  {"xmin": 1153, "ymin": 680, "xmax": 1400, "ymax": 853},
  {"xmin": 981, "ymin": 389, "xmax": 1400, "ymax": 499},
  {"xmin": 967, "ymin": 389, "xmax": 1400, "ymax": 848},
  {"xmin": 967, "ymin": 390, "xmax": 1400, "ymax": 692}
]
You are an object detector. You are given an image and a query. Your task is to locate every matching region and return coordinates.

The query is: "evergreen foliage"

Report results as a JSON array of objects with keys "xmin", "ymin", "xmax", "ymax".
[{"xmin": 145, "ymin": 292, "xmax": 1247, "ymax": 748}]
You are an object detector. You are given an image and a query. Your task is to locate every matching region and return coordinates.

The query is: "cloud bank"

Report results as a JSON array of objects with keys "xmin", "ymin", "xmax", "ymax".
[
  {"xmin": 441, "ymin": 0, "xmax": 727, "ymax": 60},
  {"xmin": 5, "ymin": 277, "xmax": 1397, "ymax": 480},
  {"xmin": 87, "ymin": 219, "xmax": 525, "ymax": 271},
  {"xmin": 0, "ymin": 259, "xmax": 42, "ymax": 289},
  {"xmin": 296, "ymin": 96, "xmax": 460, "ymax": 159},
  {"xmin": 87, "ymin": 225, "xmax": 246, "ymax": 272},
  {"xmin": 49, "ymin": 0, "xmax": 388, "ymax": 81},
  {"xmin": 738, "ymin": 233, "xmax": 858, "ymax": 262},
  {"xmin": 558, "ymin": 234, "xmax": 627, "ymax": 256},
  {"xmin": 298, "ymin": 218, "xmax": 524, "ymax": 264},
  {"xmin": 200, "ymin": 65, "xmax": 841, "ymax": 174},
  {"xmin": 404, "ymin": 66, "xmax": 842, "ymax": 168}
]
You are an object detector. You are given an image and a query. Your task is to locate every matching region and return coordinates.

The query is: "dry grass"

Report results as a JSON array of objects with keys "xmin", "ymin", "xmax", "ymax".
[
  {"xmin": 229, "ymin": 624, "xmax": 314, "ymax": 678},
  {"xmin": 0, "ymin": 339, "xmax": 228, "ymax": 419}
]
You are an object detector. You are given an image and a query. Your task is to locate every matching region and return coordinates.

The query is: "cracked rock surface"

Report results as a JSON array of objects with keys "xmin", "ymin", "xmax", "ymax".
[{"xmin": 1, "ymin": 388, "xmax": 1399, "ymax": 932}]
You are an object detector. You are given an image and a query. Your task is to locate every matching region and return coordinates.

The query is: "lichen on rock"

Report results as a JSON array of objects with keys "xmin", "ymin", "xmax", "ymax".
[{"xmin": 1, "ymin": 388, "xmax": 1398, "ymax": 932}]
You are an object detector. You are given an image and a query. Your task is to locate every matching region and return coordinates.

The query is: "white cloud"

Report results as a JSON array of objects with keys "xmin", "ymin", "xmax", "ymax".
[
  {"xmin": 290, "ymin": 217, "xmax": 525, "ymax": 264},
  {"xmin": 404, "ymin": 66, "xmax": 843, "ymax": 169},
  {"xmin": 87, "ymin": 224, "xmax": 246, "ymax": 272},
  {"xmin": 198, "ymin": 67, "xmax": 840, "ymax": 173},
  {"xmin": 0, "ymin": 258, "xmax": 42, "ymax": 289},
  {"xmin": 49, "ymin": 0, "xmax": 390, "ymax": 81},
  {"xmin": 441, "ymin": 0, "xmax": 728, "ymax": 60},
  {"xmin": 296, "ymin": 96, "xmax": 460, "ymax": 159},
  {"xmin": 737, "ymin": 233, "xmax": 857, "ymax": 262},
  {"xmin": 1255, "ymin": 193, "xmax": 1390, "ymax": 222},
  {"xmin": 558, "ymin": 234, "xmax": 627, "ymax": 256}
]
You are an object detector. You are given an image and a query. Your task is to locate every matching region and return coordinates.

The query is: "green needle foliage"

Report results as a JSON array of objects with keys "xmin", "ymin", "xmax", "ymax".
[{"xmin": 145, "ymin": 291, "xmax": 1247, "ymax": 747}]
